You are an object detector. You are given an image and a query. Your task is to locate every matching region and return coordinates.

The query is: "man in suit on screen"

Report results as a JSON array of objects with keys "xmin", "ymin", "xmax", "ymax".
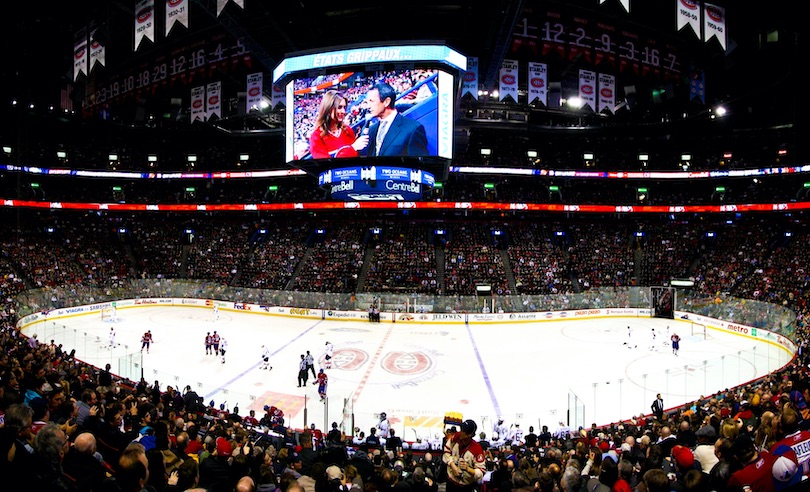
[{"xmin": 365, "ymin": 82, "xmax": 429, "ymax": 157}]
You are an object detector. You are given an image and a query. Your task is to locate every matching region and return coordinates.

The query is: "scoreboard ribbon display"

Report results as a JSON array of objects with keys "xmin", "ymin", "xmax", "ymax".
[{"xmin": 319, "ymin": 166, "xmax": 434, "ymax": 201}]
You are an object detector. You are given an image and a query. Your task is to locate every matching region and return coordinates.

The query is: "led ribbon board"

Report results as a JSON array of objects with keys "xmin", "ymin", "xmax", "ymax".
[{"xmin": 319, "ymin": 166, "xmax": 434, "ymax": 201}]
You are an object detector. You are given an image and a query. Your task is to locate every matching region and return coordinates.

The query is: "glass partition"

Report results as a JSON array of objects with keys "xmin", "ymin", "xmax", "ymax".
[{"xmin": 15, "ymin": 281, "xmax": 798, "ymax": 435}]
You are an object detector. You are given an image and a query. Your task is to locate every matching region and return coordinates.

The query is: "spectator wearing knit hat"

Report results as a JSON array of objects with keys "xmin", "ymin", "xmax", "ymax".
[
  {"xmin": 669, "ymin": 444, "xmax": 697, "ymax": 489},
  {"xmin": 199, "ymin": 436, "xmax": 237, "ymax": 492}
]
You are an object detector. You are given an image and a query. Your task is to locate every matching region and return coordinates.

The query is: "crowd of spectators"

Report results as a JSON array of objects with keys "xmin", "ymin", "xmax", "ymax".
[
  {"xmin": 363, "ymin": 222, "xmax": 440, "ymax": 294},
  {"xmin": 1, "ymin": 209, "xmax": 810, "ymax": 491}
]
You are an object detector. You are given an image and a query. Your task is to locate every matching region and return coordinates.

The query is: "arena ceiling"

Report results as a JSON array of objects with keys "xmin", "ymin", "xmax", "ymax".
[{"xmin": 3, "ymin": 1, "xmax": 807, "ymax": 135}]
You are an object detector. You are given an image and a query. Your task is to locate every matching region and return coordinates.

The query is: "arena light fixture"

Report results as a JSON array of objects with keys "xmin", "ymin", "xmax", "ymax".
[
  {"xmin": 147, "ymin": 155, "xmax": 158, "ymax": 162},
  {"xmin": 187, "ymin": 154, "xmax": 197, "ymax": 162},
  {"xmin": 480, "ymin": 148, "xmax": 491, "ymax": 156},
  {"xmin": 56, "ymin": 150, "xmax": 67, "ymax": 159},
  {"xmin": 2, "ymin": 146, "xmax": 11, "ymax": 154},
  {"xmin": 527, "ymin": 150, "xmax": 538, "ymax": 158},
  {"xmin": 239, "ymin": 154, "xmax": 250, "ymax": 161}
]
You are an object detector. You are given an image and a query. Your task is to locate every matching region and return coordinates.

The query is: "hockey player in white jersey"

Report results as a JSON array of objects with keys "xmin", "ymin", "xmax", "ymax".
[
  {"xmin": 508, "ymin": 423, "xmax": 525, "ymax": 446},
  {"xmin": 323, "ymin": 341, "xmax": 334, "ymax": 369},
  {"xmin": 260, "ymin": 345, "xmax": 272, "ymax": 370},
  {"xmin": 220, "ymin": 337, "xmax": 228, "ymax": 364},
  {"xmin": 493, "ymin": 417, "xmax": 508, "ymax": 442}
]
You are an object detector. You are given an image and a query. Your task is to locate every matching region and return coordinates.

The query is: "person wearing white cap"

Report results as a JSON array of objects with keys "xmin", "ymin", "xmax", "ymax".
[{"xmin": 442, "ymin": 419, "xmax": 485, "ymax": 492}]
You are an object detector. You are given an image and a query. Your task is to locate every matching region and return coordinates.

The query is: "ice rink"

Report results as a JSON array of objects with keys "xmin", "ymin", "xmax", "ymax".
[{"xmin": 23, "ymin": 306, "xmax": 793, "ymax": 440}]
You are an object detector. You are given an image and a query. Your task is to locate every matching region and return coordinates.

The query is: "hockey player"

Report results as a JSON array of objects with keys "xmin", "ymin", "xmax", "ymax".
[
  {"xmin": 671, "ymin": 333, "xmax": 681, "ymax": 355},
  {"xmin": 260, "ymin": 345, "xmax": 272, "ymax": 370},
  {"xmin": 508, "ymin": 423, "xmax": 525, "ymax": 446},
  {"xmin": 378, "ymin": 412, "xmax": 390, "ymax": 437},
  {"xmin": 205, "ymin": 332, "xmax": 213, "ymax": 355},
  {"xmin": 141, "ymin": 330, "xmax": 152, "ymax": 353},
  {"xmin": 108, "ymin": 327, "xmax": 117, "ymax": 348},
  {"xmin": 219, "ymin": 337, "xmax": 228, "ymax": 364},
  {"xmin": 323, "ymin": 341, "xmax": 334, "ymax": 369},
  {"xmin": 313, "ymin": 369, "xmax": 328, "ymax": 401},
  {"xmin": 212, "ymin": 331, "xmax": 221, "ymax": 354},
  {"xmin": 213, "ymin": 303, "xmax": 220, "ymax": 320},
  {"xmin": 493, "ymin": 417, "xmax": 508, "ymax": 442},
  {"xmin": 623, "ymin": 326, "xmax": 637, "ymax": 348},
  {"xmin": 649, "ymin": 328, "xmax": 658, "ymax": 351}
]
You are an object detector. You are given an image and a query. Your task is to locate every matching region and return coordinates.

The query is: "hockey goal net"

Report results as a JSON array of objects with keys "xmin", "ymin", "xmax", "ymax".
[
  {"xmin": 101, "ymin": 306, "xmax": 117, "ymax": 322},
  {"xmin": 691, "ymin": 322, "xmax": 707, "ymax": 339}
]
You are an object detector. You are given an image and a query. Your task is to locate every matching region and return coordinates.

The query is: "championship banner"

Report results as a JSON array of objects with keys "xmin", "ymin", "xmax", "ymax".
[
  {"xmin": 527, "ymin": 62, "xmax": 547, "ymax": 106},
  {"xmin": 246, "ymin": 73, "xmax": 263, "ymax": 112},
  {"xmin": 190, "ymin": 86, "xmax": 205, "ymax": 123},
  {"xmin": 271, "ymin": 83, "xmax": 285, "ymax": 108},
  {"xmin": 703, "ymin": 3, "xmax": 726, "ymax": 50},
  {"xmin": 165, "ymin": 0, "xmax": 189, "ymax": 35},
  {"xmin": 206, "ymin": 81, "xmax": 222, "ymax": 120},
  {"xmin": 217, "ymin": 0, "xmax": 245, "ymax": 16},
  {"xmin": 462, "ymin": 57, "xmax": 478, "ymax": 99},
  {"xmin": 599, "ymin": 0, "xmax": 630, "ymax": 14},
  {"xmin": 676, "ymin": 0, "xmax": 701, "ymax": 39},
  {"xmin": 578, "ymin": 69, "xmax": 596, "ymax": 111},
  {"xmin": 134, "ymin": 0, "xmax": 155, "ymax": 51},
  {"xmin": 73, "ymin": 29, "xmax": 88, "ymax": 81},
  {"xmin": 597, "ymin": 73, "xmax": 615, "ymax": 114},
  {"xmin": 498, "ymin": 59, "xmax": 519, "ymax": 102},
  {"xmin": 89, "ymin": 28, "xmax": 106, "ymax": 71}
]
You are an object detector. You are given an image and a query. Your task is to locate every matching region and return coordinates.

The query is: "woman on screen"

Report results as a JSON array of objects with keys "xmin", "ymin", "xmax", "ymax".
[{"xmin": 309, "ymin": 90, "xmax": 369, "ymax": 159}]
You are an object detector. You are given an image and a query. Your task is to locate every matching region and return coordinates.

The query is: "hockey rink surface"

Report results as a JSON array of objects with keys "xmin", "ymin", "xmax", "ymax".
[{"xmin": 25, "ymin": 306, "xmax": 793, "ymax": 440}]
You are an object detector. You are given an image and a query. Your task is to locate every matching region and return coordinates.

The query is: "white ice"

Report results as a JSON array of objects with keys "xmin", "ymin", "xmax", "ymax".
[{"xmin": 25, "ymin": 307, "xmax": 790, "ymax": 440}]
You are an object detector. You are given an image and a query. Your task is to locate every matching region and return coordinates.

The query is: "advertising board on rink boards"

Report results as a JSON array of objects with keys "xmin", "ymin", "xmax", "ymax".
[
  {"xmin": 679, "ymin": 312, "xmax": 796, "ymax": 353},
  {"xmin": 13, "ymin": 301, "xmax": 795, "ymax": 357}
]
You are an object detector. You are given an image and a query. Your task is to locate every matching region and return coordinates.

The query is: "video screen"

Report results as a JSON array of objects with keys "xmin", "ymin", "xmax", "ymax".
[{"xmin": 286, "ymin": 68, "xmax": 455, "ymax": 162}]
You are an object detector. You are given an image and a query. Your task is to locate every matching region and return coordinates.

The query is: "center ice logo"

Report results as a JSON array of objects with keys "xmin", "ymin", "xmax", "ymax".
[{"xmin": 382, "ymin": 351, "xmax": 432, "ymax": 375}]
